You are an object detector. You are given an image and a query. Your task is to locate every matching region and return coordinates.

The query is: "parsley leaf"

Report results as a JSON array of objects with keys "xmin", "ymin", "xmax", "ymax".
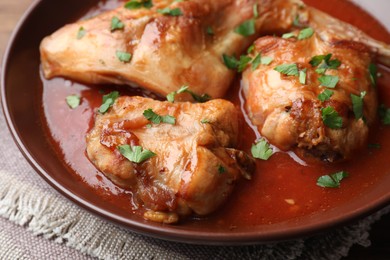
[
  {"xmin": 251, "ymin": 139, "xmax": 273, "ymax": 160},
  {"xmin": 318, "ymin": 75, "xmax": 339, "ymax": 88},
  {"xmin": 318, "ymin": 89, "xmax": 334, "ymax": 102},
  {"xmin": 310, "ymin": 54, "xmax": 341, "ymax": 74},
  {"xmin": 99, "ymin": 91, "xmax": 120, "ymax": 114},
  {"xmin": 77, "ymin": 27, "xmax": 86, "ymax": 39},
  {"xmin": 261, "ymin": 56, "xmax": 273, "ymax": 65},
  {"xmin": 167, "ymin": 85, "xmax": 211, "ymax": 103},
  {"xmin": 116, "ymin": 51, "xmax": 132, "ymax": 63},
  {"xmin": 66, "ymin": 95, "xmax": 81, "ymax": 109},
  {"xmin": 379, "ymin": 104, "xmax": 390, "ymax": 125},
  {"xmin": 111, "ymin": 16, "xmax": 124, "ymax": 32},
  {"xmin": 234, "ymin": 19, "xmax": 255, "ymax": 37},
  {"xmin": 299, "ymin": 68, "xmax": 307, "ymax": 84},
  {"xmin": 222, "ymin": 54, "xmax": 239, "ymax": 70},
  {"xmin": 253, "ymin": 4, "xmax": 259, "ymax": 18},
  {"xmin": 282, "ymin": 32, "xmax": 296, "ymax": 39},
  {"xmin": 201, "ymin": 119, "xmax": 210, "ymax": 124},
  {"xmin": 369, "ymin": 63, "xmax": 377, "ymax": 87},
  {"xmin": 298, "ymin": 27, "xmax": 314, "ymax": 40},
  {"xmin": 143, "ymin": 109, "xmax": 176, "ymax": 125},
  {"xmin": 157, "ymin": 7, "xmax": 182, "ymax": 16},
  {"xmin": 124, "ymin": 0, "xmax": 153, "ymax": 9},
  {"xmin": 238, "ymin": 55, "xmax": 253, "ymax": 72},
  {"xmin": 218, "ymin": 165, "xmax": 226, "ymax": 174},
  {"xmin": 322, "ymin": 106, "xmax": 343, "ymax": 129},
  {"xmin": 118, "ymin": 145, "xmax": 156, "ymax": 163},
  {"xmin": 317, "ymin": 171, "xmax": 349, "ymax": 188},
  {"xmin": 274, "ymin": 64, "xmax": 299, "ymax": 76},
  {"xmin": 206, "ymin": 26, "xmax": 214, "ymax": 35},
  {"xmin": 351, "ymin": 91, "xmax": 366, "ymax": 120},
  {"xmin": 251, "ymin": 53, "xmax": 262, "ymax": 71}
]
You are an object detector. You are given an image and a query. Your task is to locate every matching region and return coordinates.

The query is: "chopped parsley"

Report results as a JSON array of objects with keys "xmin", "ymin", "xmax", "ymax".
[
  {"xmin": 167, "ymin": 85, "xmax": 211, "ymax": 103},
  {"xmin": 124, "ymin": 0, "xmax": 153, "ymax": 9},
  {"xmin": 368, "ymin": 143, "xmax": 381, "ymax": 149},
  {"xmin": 260, "ymin": 56, "xmax": 273, "ymax": 65},
  {"xmin": 310, "ymin": 54, "xmax": 341, "ymax": 74},
  {"xmin": 351, "ymin": 91, "xmax": 366, "ymax": 120},
  {"xmin": 77, "ymin": 27, "xmax": 86, "ymax": 39},
  {"xmin": 379, "ymin": 104, "xmax": 390, "ymax": 125},
  {"xmin": 299, "ymin": 68, "xmax": 307, "ymax": 84},
  {"xmin": 223, "ymin": 53, "xmax": 273, "ymax": 72},
  {"xmin": 234, "ymin": 19, "xmax": 255, "ymax": 37},
  {"xmin": 247, "ymin": 45, "xmax": 255, "ymax": 54},
  {"xmin": 274, "ymin": 64, "xmax": 299, "ymax": 76},
  {"xmin": 111, "ymin": 16, "xmax": 124, "ymax": 32},
  {"xmin": 253, "ymin": 4, "xmax": 259, "ymax": 18},
  {"xmin": 282, "ymin": 32, "xmax": 296, "ymax": 39},
  {"xmin": 318, "ymin": 89, "xmax": 334, "ymax": 102},
  {"xmin": 157, "ymin": 7, "xmax": 183, "ymax": 16},
  {"xmin": 99, "ymin": 91, "xmax": 120, "ymax": 114},
  {"xmin": 297, "ymin": 27, "xmax": 314, "ymax": 40},
  {"xmin": 318, "ymin": 75, "xmax": 339, "ymax": 88},
  {"xmin": 201, "ymin": 119, "xmax": 210, "ymax": 124},
  {"xmin": 118, "ymin": 145, "xmax": 156, "ymax": 163},
  {"xmin": 237, "ymin": 55, "xmax": 253, "ymax": 72},
  {"xmin": 116, "ymin": 51, "xmax": 132, "ymax": 63},
  {"xmin": 369, "ymin": 63, "xmax": 378, "ymax": 87},
  {"xmin": 218, "ymin": 165, "xmax": 226, "ymax": 174},
  {"xmin": 143, "ymin": 109, "xmax": 176, "ymax": 125},
  {"xmin": 66, "ymin": 95, "xmax": 81, "ymax": 109},
  {"xmin": 222, "ymin": 54, "xmax": 239, "ymax": 70},
  {"xmin": 251, "ymin": 139, "xmax": 273, "ymax": 160},
  {"xmin": 317, "ymin": 171, "xmax": 349, "ymax": 188},
  {"xmin": 322, "ymin": 106, "xmax": 343, "ymax": 129},
  {"xmin": 251, "ymin": 53, "xmax": 262, "ymax": 71},
  {"xmin": 206, "ymin": 26, "xmax": 214, "ymax": 35}
]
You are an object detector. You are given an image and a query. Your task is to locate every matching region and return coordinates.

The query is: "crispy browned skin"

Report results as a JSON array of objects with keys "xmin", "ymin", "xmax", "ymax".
[
  {"xmin": 242, "ymin": 33, "xmax": 377, "ymax": 162},
  {"xmin": 86, "ymin": 96, "xmax": 255, "ymax": 223},
  {"xmin": 40, "ymin": 0, "xmax": 306, "ymax": 99}
]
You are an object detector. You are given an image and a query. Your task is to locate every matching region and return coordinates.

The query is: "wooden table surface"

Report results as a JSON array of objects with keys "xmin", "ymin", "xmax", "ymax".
[{"xmin": 0, "ymin": 0, "xmax": 389, "ymax": 259}]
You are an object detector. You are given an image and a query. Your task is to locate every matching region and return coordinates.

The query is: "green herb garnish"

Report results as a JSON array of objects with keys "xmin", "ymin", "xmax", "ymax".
[
  {"xmin": 143, "ymin": 109, "xmax": 176, "ymax": 125},
  {"xmin": 318, "ymin": 89, "xmax": 334, "ymax": 102},
  {"xmin": 310, "ymin": 54, "xmax": 341, "ymax": 74},
  {"xmin": 317, "ymin": 171, "xmax": 349, "ymax": 188},
  {"xmin": 111, "ymin": 16, "xmax": 124, "ymax": 32},
  {"xmin": 116, "ymin": 51, "xmax": 132, "ymax": 63},
  {"xmin": 234, "ymin": 19, "xmax": 255, "ymax": 37},
  {"xmin": 322, "ymin": 106, "xmax": 343, "ymax": 129},
  {"xmin": 379, "ymin": 104, "xmax": 390, "ymax": 125},
  {"xmin": 218, "ymin": 165, "xmax": 226, "ymax": 174},
  {"xmin": 167, "ymin": 85, "xmax": 211, "ymax": 103},
  {"xmin": 206, "ymin": 26, "xmax": 214, "ymax": 35},
  {"xmin": 77, "ymin": 27, "xmax": 86, "ymax": 39},
  {"xmin": 201, "ymin": 119, "xmax": 210, "ymax": 124},
  {"xmin": 99, "ymin": 91, "xmax": 120, "ymax": 114},
  {"xmin": 299, "ymin": 68, "xmax": 307, "ymax": 84},
  {"xmin": 118, "ymin": 145, "xmax": 156, "ymax": 163},
  {"xmin": 124, "ymin": 0, "xmax": 153, "ymax": 9},
  {"xmin": 318, "ymin": 75, "xmax": 339, "ymax": 88},
  {"xmin": 351, "ymin": 91, "xmax": 366, "ymax": 120},
  {"xmin": 274, "ymin": 64, "xmax": 299, "ymax": 76},
  {"xmin": 66, "ymin": 95, "xmax": 81, "ymax": 109},
  {"xmin": 298, "ymin": 27, "xmax": 314, "ymax": 40},
  {"xmin": 251, "ymin": 139, "xmax": 273, "ymax": 160},
  {"xmin": 157, "ymin": 7, "xmax": 182, "ymax": 16},
  {"xmin": 369, "ymin": 63, "xmax": 378, "ymax": 87}
]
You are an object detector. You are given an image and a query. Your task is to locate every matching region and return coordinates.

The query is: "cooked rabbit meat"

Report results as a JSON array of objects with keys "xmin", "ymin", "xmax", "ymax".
[
  {"xmin": 40, "ymin": 0, "xmax": 306, "ymax": 99},
  {"xmin": 86, "ymin": 96, "xmax": 255, "ymax": 223},
  {"xmin": 242, "ymin": 32, "xmax": 378, "ymax": 161}
]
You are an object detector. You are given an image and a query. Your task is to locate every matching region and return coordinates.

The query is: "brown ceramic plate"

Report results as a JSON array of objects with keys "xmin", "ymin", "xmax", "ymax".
[{"xmin": 1, "ymin": 0, "xmax": 390, "ymax": 245}]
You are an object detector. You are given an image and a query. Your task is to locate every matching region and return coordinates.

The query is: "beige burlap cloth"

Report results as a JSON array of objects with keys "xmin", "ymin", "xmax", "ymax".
[{"xmin": 0, "ymin": 108, "xmax": 389, "ymax": 260}]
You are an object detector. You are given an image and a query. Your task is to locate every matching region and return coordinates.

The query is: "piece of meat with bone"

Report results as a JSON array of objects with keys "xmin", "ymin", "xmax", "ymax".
[
  {"xmin": 86, "ymin": 96, "xmax": 255, "ymax": 223},
  {"xmin": 242, "ymin": 31, "xmax": 379, "ymax": 162},
  {"xmin": 40, "ymin": 0, "xmax": 308, "ymax": 99}
]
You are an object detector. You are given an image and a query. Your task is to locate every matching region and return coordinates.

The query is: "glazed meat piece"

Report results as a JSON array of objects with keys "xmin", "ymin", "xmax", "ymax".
[
  {"xmin": 40, "ymin": 0, "xmax": 306, "ymax": 99},
  {"xmin": 86, "ymin": 96, "xmax": 255, "ymax": 223},
  {"xmin": 242, "ymin": 32, "xmax": 379, "ymax": 162}
]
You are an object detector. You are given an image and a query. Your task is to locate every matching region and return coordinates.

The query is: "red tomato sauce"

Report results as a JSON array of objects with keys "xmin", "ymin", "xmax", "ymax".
[{"xmin": 41, "ymin": 0, "xmax": 390, "ymax": 227}]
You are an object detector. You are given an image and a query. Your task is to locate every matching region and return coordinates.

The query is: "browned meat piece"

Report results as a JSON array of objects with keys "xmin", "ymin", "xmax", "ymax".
[
  {"xmin": 86, "ymin": 96, "xmax": 255, "ymax": 223},
  {"xmin": 40, "ymin": 0, "xmax": 306, "ymax": 99},
  {"xmin": 242, "ymin": 32, "xmax": 378, "ymax": 162}
]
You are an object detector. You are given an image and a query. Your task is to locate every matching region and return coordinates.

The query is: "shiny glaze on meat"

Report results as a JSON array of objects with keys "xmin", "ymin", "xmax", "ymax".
[
  {"xmin": 86, "ymin": 96, "xmax": 254, "ymax": 223},
  {"xmin": 242, "ymin": 34, "xmax": 377, "ymax": 161}
]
